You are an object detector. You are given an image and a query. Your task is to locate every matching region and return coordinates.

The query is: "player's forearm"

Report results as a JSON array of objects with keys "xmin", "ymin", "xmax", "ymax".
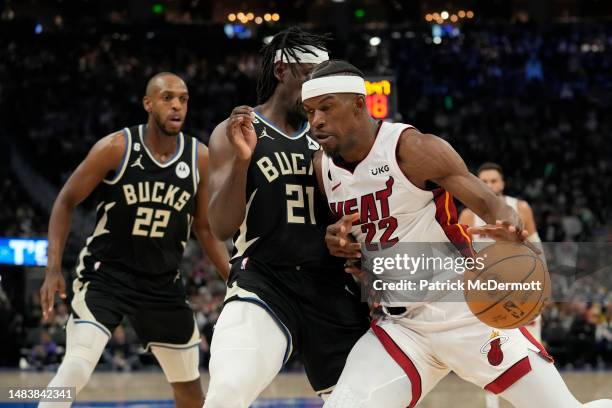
[
  {"xmin": 208, "ymin": 159, "xmax": 249, "ymax": 240},
  {"xmin": 46, "ymin": 196, "xmax": 75, "ymax": 273},
  {"xmin": 480, "ymin": 199, "xmax": 521, "ymax": 227},
  {"xmin": 448, "ymin": 177, "xmax": 520, "ymax": 228}
]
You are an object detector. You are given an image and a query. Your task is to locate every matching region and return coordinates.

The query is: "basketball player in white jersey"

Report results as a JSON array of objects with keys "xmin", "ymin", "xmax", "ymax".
[
  {"xmin": 459, "ymin": 162, "xmax": 543, "ymax": 408},
  {"xmin": 303, "ymin": 60, "xmax": 612, "ymax": 408}
]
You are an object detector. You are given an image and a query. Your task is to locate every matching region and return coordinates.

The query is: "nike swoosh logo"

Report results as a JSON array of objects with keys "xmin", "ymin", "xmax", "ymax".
[{"xmin": 332, "ymin": 182, "xmax": 342, "ymax": 191}]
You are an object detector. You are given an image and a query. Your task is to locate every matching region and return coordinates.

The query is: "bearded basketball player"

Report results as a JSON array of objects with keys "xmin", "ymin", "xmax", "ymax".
[{"xmin": 38, "ymin": 73, "xmax": 230, "ymax": 408}]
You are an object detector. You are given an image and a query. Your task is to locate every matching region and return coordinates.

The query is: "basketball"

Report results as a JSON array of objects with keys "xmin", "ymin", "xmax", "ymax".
[{"xmin": 464, "ymin": 242, "xmax": 551, "ymax": 330}]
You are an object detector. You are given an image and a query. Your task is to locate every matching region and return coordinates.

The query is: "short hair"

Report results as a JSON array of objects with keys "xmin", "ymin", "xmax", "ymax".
[
  {"xmin": 145, "ymin": 72, "xmax": 184, "ymax": 96},
  {"xmin": 256, "ymin": 27, "xmax": 331, "ymax": 104},
  {"xmin": 309, "ymin": 59, "xmax": 364, "ymax": 79},
  {"xmin": 478, "ymin": 162, "xmax": 504, "ymax": 177}
]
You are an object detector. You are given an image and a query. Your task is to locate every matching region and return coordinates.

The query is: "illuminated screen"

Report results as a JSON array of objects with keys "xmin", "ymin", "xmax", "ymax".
[
  {"xmin": 0, "ymin": 238, "xmax": 48, "ymax": 266},
  {"xmin": 365, "ymin": 77, "xmax": 397, "ymax": 120}
]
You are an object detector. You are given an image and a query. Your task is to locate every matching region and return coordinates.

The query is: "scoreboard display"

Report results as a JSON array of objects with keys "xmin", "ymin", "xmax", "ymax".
[{"xmin": 365, "ymin": 76, "xmax": 397, "ymax": 120}]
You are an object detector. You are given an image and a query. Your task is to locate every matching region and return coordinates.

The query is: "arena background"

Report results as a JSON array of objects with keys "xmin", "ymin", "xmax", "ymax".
[{"xmin": 0, "ymin": 0, "xmax": 611, "ymax": 406}]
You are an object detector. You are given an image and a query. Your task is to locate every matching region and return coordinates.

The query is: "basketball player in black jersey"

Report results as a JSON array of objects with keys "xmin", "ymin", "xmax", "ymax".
[
  {"xmin": 205, "ymin": 28, "xmax": 369, "ymax": 407},
  {"xmin": 38, "ymin": 72, "xmax": 230, "ymax": 408}
]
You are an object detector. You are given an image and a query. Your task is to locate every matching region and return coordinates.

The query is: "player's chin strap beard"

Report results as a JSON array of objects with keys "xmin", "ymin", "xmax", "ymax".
[
  {"xmin": 160, "ymin": 126, "xmax": 180, "ymax": 137},
  {"xmin": 148, "ymin": 120, "xmax": 180, "ymax": 138}
]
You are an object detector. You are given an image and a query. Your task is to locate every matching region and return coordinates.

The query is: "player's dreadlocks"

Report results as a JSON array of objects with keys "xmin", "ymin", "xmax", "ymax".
[{"xmin": 256, "ymin": 27, "xmax": 331, "ymax": 104}]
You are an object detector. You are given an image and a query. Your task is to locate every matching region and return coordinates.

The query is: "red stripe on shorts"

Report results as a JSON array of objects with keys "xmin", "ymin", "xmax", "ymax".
[
  {"xmin": 519, "ymin": 327, "xmax": 554, "ymax": 362},
  {"xmin": 484, "ymin": 356, "xmax": 531, "ymax": 394},
  {"xmin": 370, "ymin": 320, "xmax": 422, "ymax": 408}
]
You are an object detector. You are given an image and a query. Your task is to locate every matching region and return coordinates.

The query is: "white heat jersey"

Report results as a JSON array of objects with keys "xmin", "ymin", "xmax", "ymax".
[{"xmin": 321, "ymin": 122, "xmax": 474, "ymax": 306}]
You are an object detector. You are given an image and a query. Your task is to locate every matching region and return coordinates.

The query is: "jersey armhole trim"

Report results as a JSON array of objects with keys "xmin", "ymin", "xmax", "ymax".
[
  {"xmin": 103, "ymin": 128, "xmax": 132, "ymax": 185},
  {"xmin": 191, "ymin": 138, "xmax": 199, "ymax": 194},
  {"xmin": 320, "ymin": 155, "xmax": 336, "ymax": 213},
  {"xmin": 390, "ymin": 126, "xmax": 435, "ymax": 199}
]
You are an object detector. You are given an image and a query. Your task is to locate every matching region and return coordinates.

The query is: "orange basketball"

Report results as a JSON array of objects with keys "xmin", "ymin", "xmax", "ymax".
[{"xmin": 464, "ymin": 242, "xmax": 551, "ymax": 329}]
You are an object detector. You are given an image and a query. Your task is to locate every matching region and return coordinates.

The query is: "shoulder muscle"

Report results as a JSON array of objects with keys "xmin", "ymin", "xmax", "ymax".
[{"xmin": 397, "ymin": 128, "xmax": 468, "ymax": 187}]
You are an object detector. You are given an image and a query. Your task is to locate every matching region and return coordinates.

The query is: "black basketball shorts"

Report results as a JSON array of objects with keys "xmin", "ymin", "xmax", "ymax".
[
  {"xmin": 224, "ymin": 257, "xmax": 370, "ymax": 394},
  {"xmin": 71, "ymin": 256, "xmax": 199, "ymax": 350}
]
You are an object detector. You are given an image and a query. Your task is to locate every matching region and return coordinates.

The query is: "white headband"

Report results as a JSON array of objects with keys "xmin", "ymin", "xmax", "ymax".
[
  {"xmin": 274, "ymin": 45, "xmax": 329, "ymax": 64},
  {"xmin": 301, "ymin": 75, "xmax": 367, "ymax": 101}
]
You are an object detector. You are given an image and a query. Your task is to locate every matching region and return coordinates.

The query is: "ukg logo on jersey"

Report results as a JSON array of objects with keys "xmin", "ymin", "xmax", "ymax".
[{"xmin": 371, "ymin": 164, "xmax": 390, "ymax": 175}]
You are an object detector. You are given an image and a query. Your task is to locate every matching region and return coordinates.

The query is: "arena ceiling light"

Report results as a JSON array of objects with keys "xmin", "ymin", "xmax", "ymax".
[
  {"xmin": 227, "ymin": 11, "xmax": 279, "ymax": 24},
  {"xmin": 425, "ymin": 9, "xmax": 474, "ymax": 23}
]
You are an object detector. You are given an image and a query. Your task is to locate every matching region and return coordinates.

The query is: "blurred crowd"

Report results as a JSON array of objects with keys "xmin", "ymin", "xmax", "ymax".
[{"xmin": 1, "ymin": 19, "xmax": 611, "ymax": 370}]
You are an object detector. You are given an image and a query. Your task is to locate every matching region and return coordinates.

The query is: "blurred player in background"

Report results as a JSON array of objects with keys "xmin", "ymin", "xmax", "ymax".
[
  {"xmin": 206, "ymin": 28, "xmax": 369, "ymax": 407},
  {"xmin": 38, "ymin": 72, "xmax": 230, "ymax": 408},
  {"xmin": 459, "ymin": 162, "xmax": 544, "ymax": 408}
]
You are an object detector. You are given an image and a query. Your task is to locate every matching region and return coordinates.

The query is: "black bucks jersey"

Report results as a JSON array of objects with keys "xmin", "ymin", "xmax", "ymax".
[
  {"xmin": 82, "ymin": 125, "xmax": 199, "ymax": 278},
  {"xmin": 231, "ymin": 111, "xmax": 341, "ymax": 269}
]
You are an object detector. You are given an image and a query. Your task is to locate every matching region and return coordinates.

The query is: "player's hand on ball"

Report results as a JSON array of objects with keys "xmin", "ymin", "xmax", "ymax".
[
  {"xmin": 326, "ymin": 213, "xmax": 361, "ymax": 258},
  {"xmin": 467, "ymin": 219, "xmax": 525, "ymax": 241},
  {"xmin": 468, "ymin": 220, "xmax": 540, "ymax": 254},
  {"xmin": 40, "ymin": 268, "xmax": 67, "ymax": 320},
  {"xmin": 227, "ymin": 105, "xmax": 257, "ymax": 161}
]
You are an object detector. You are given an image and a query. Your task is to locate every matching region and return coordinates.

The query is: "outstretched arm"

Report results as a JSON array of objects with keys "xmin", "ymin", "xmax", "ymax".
[
  {"xmin": 458, "ymin": 208, "xmax": 476, "ymax": 226},
  {"xmin": 396, "ymin": 129, "xmax": 525, "ymax": 241},
  {"xmin": 193, "ymin": 143, "xmax": 230, "ymax": 280},
  {"xmin": 517, "ymin": 200, "xmax": 537, "ymax": 237},
  {"xmin": 41, "ymin": 132, "xmax": 125, "ymax": 319}
]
